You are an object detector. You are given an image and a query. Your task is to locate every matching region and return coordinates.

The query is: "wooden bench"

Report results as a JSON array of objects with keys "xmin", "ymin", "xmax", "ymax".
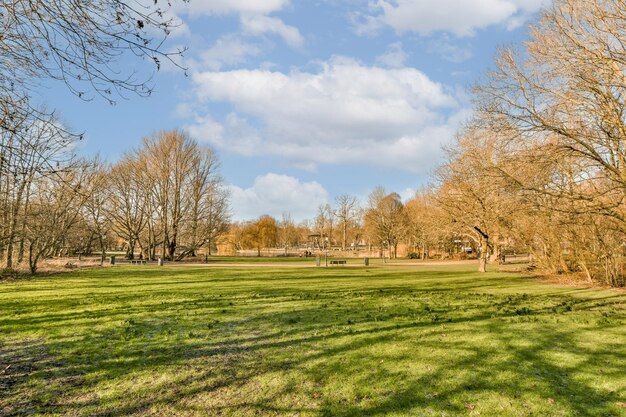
[
  {"xmin": 130, "ymin": 259, "xmax": 147, "ymax": 265},
  {"xmin": 329, "ymin": 260, "xmax": 347, "ymax": 266}
]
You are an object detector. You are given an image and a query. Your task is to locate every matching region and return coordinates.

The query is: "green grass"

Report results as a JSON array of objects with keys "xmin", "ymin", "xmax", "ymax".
[
  {"xmin": 204, "ymin": 255, "xmax": 319, "ymax": 263},
  {"xmin": 1, "ymin": 264, "xmax": 625, "ymax": 416},
  {"xmin": 203, "ymin": 255, "xmax": 391, "ymax": 264},
  {"xmin": 201, "ymin": 255, "xmax": 462, "ymax": 265}
]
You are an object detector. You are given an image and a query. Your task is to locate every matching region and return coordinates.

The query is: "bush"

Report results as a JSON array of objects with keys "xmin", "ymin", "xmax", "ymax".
[{"xmin": 407, "ymin": 252, "xmax": 419, "ymax": 259}]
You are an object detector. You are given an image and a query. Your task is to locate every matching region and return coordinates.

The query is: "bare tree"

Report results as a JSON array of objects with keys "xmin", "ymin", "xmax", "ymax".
[
  {"xmin": 1, "ymin": 0, "xmax": 186, "ymax": 105},
  {"xmin": 334, "ymin": 194, "xmax": 360, "ymax": 251},
  {"xmin": 404, "ymin": 189, "xmax": 444, "ymax": 259},
  {"xmin": 474, "ymin": 0, "xmax": 626, "ymax": 283},
  {"xmin": 179, "ymin": 150, "xmax": 230, "ymax": 258},
  {"xmin": 435, "ymin": 126, "xmax": 519, "ymax": 272},
  {"xmin": 107, "ymin": 157, "xmax": 147, "ymax": 260},
  {"xmin": 314, "ymin": 204, "xmax": 335, "ymax": 248},
  {"xmin": 25, "ymin": 159, "xmax": 98, "ymax": 273},
  {"xmin": 364, "ymin": 187, "xmax": 406, "ymax": 259},
  {"xmin": 82, "ymin": 158, "xmax": 110, "ymax": 264},
  {"xmin": 138, "ymin": 130, "xmax": 196, "ymax": 260},
  {"xmin": 0, "ymin": 102, "xmax": 78, "ymax": 269},
  {"xmin": 108, "ymin": 130, "xmax": 229, "ymax": 261}
]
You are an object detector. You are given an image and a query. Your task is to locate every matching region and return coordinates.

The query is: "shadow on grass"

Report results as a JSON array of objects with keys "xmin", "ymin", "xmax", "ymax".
[{"xmin": 1, "ymin": 267, "xmax": 625, "ymax": 416}]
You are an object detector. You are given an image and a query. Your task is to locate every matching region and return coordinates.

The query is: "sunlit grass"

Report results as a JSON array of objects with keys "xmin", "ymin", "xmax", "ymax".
[{"xmin": 1, "ymin": 264, "xmax": 625, "ymax": 416}]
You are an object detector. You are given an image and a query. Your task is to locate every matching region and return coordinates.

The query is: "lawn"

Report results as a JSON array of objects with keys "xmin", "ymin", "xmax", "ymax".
[{"xmin": 1, "ymin": 264, "xmax": 625, "ymax": 416}]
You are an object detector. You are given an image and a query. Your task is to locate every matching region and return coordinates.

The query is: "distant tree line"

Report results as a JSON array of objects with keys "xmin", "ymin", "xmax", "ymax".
[{"xmin": 226, "ymin": 189, "xmax": 456, "ymax": 262}]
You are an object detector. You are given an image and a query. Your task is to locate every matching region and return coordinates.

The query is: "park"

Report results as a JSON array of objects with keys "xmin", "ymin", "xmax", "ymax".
[
  {"xmin": 4, "ymin": 0, "xmax": 626, "ymax": 416},
  {"xmin": 1, "ymin": 261, "xmax": 625, "ymax": 416}
]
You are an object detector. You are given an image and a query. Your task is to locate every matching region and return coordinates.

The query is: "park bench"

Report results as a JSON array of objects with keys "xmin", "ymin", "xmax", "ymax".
[
  {"xmin": 329, "ymin": 260, "xmax": 347, "ymax": 266},
  {"xmin": 130, "ymin": 259, "xmax": 147, "ymax": 265}
]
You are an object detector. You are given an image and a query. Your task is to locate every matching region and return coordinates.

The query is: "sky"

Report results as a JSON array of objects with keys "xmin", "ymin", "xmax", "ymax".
[{"xmin": 38, "ymin": 0, "xmax": 548, "ymax": 222}]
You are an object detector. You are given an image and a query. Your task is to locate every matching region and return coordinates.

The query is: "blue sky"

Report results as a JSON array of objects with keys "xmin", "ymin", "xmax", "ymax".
[{"xmin": 39, "ymin": 0, "xmax": 547, "ymax": 221}]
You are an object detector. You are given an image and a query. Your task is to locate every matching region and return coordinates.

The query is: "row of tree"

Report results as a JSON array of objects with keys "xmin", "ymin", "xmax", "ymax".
[
  {"xmin": 0, "ymin": 128, "xmax": 230, "ymax": 273},
  {"xmin": 1, "ymin": 0, "xmax": 190, "ymax": 272},
  {"xmin": 433, "ymin": 0, "xmax": 626, "ymax": 286}
]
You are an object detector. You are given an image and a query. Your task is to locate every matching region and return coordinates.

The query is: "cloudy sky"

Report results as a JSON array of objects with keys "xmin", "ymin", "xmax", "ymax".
[{"xmin": 42, "ymin": 0, "xmax": 547, "ymax": 221}]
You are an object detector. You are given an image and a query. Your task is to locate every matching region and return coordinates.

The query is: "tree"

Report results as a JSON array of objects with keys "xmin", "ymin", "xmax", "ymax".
[
  {"xmin": 314, "ymin": 204, "xmax": 335, "ymax": 248},
  {"xmin": 25, "ymin": 159, "xmax": 98, "ymax": 273},
  {"xmin": 140, "ymin": 130, "xmax": 197, "ymax": 260},
  {"xmin": 82, "ymin": 158, "xmax": 110, "ymax": 265},
  {"xmin": 364, "ymin": 188, "xmax": 406, "ymax": 259},
  {"xmin": 179, "ymin": 150, "xmax": 230, "ymax": 258},
  {"xmin": 475, "ymin": 0, "xmax": 626, "ymax": 284},
  {"xmin": 1, "ymin": 0, "xmax": 186, "ymax": 105},
  {"xmin": 241, "ymin": 215, "xmax": 278, "ymax": 256},
  {"xmin": 107, "ymin": 157, "xmax": 147, "ymax": 260},
  {"xmin": 435, "ymin": 126, "xmax": 518, "ymax": 272},
  {"xmin": 279, "ymin": 214, "xmax": 303, "ymax": 250},
  {"xmin": 404, "ymin": 189, "xmax": 443, "ymax": 260},
  {"xmin": 0, "ymin": 104, "xmax": 77, "ymax": 269},
  {"xmin": 334, "ymin": 194, "xmax": 360, "ymax": 251},
  {"xmin": 109, "ymin": 130, "xmax": 229, "ymax": 261}
]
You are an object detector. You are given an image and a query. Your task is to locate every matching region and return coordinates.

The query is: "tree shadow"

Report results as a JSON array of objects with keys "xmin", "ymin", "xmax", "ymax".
[{"xmin": 1, "ymin": 267, "xmax": 625, "ymax": 416}]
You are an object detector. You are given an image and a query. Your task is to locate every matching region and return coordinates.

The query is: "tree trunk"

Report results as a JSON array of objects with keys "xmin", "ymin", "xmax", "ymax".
[
  {"xmin": 490, "ymin": 244, "xmax": 502, "ymax": 264},
  {"xmin": 100, "ymin": 236, "xmax": 106, "ymax": 266},
  {"xmin": 127, "ymin": 240, "xmax": 135, "ymax": 260},
  {"xmin": 168, "ymin": 238, "xmax": 177, "ymax": 261},
  {"xmin": 29, "ymin": 241, "xmax": 39, "ymax": 274},
  {"xmin": 479, "ymin": 237, "xmax": 488, "ymax": 273}
]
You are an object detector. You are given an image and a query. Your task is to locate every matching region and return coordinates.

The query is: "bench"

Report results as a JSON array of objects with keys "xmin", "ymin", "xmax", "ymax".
[
  {"xmin": 130, "ymin": 259, "xmax": 147, "ymax": 265},
  {"xmin": 329, "ymin": 260, "xmax": 347, "ymax": 266}
]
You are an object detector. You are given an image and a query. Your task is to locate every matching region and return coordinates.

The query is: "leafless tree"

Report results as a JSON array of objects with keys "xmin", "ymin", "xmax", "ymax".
[
  {"xmin": 404, "ymin": 189, "xmax": 445, "ymax": 259},
  {"xmin": 25, "ymin": 159, "xmax": 98, "ymax": 273},
  {"xmin": 364, "ymin": 187, "xmax": 406, "ymax": 259},
  {"xmin": 0, "ymin": 102, "xmax": 78, "ymax": 269},
  {"xmin": 107, "ymin": 157, "xmax": 147, "ymax": 260},
  {"xmin": 1, "ymin": 0, "xmax": 186, "ymax": 105},
  {"xmin": 334, "ymin": 194, "xmax": 360, "ymax": 251},
  {"xmin": 107, "ymin": 130, "xmax": 229, "ymax": 261},
  {"xmin": 473, "ymin": 0, "xmax": 626, "ymax": 283},
  {"xmin": 434, "ymin": 125, "xmax": 521, "ymax": 272},
  {"xmin": 82, "ymin": 158, "xmax": 110, "ymax": 264},
  {"xmin": 179, "ymin": 150, "xmax": 230, "ymax": 258}
]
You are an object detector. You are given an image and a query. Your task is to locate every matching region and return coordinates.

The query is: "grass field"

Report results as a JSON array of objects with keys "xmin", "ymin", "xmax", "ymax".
[{"xmin": 1, "ymin": 264, "xmax": 625, "ymax": 416}]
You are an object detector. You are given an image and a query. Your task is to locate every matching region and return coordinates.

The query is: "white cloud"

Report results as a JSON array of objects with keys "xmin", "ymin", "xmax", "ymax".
[
  {"xmin": 174, "ymin": 0, "xmax": 302, "ymax": 49},
  {"xmin": 376, "ymin": 42, "xmax": 408, "ymax": 68},
  {"xmin": 229, "ymin": 173, "xmax": 329, "ymax": 220},
  {"xmin": 241, "ymin": 14, "xmax": 304, "ymax": 48},
  {"xmin": 357, "ymin": 0, "xmax": 547, "ymax": 37},
  {"xmin": 178, "ymin": 0, "xmax": 290, "ymax": 16},
  {"xmin": 186, "ymin": 57, "xmax": 467, "ymax": 173},
  {"xmin": 196, "ymin": 35, "xmax": 262, "ymax": 70}
]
